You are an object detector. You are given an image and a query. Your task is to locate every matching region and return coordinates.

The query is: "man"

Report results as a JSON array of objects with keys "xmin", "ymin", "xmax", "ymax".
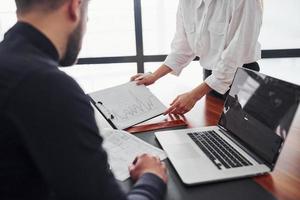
[{"xmin": 0, "ymin": 0, "xmax": 167, "ymax": 199}]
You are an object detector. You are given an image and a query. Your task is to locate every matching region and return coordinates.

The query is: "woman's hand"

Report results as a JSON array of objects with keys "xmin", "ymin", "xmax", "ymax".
[
  {"xmin": 130, "ymin": 73, "xmax": 157, "ymax": 86},
  {"xmin": 130, "ymin": 64, "xmax": 173, "ymax": 86},
  {"xmin": 164, "ymin": 82, "xmax": 212, "ymax": 115},
  {"xmin": 164, "ymin": 91, "xmax": 198, "ymax": 115}
]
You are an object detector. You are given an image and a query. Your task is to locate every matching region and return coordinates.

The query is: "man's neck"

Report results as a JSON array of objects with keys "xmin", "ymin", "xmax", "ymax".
[{"xmin": 17, "ymin": 12, "xmax": 69, "ymax": 60}]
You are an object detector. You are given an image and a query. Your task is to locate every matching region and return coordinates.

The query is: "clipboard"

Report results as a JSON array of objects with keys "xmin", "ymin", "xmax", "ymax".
[{"xmin": 89, "ymin": 82, "xmax": 170, "ymax": 130}]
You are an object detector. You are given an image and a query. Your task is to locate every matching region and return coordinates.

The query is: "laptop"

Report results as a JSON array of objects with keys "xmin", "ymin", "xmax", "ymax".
[{"xmin": 155, "ymin": 68, "xmax": 300, "ymax": 185}]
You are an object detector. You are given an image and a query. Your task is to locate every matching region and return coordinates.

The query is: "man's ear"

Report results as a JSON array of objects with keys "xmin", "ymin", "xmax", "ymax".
[{"xmin": 68, "ymin": 0, "xmax": 82, "ymax": 22}]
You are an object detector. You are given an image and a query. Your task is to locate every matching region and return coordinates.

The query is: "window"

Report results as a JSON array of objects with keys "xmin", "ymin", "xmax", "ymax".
[
  {"xmin": 0, "ymin": 2, "xmax": 16, "ymax": 41},
  {"xmin": 0, "ymin": 0, "xmax": 299, "ymax": 73},
  {"xmin": 142, "ymin": 0, "xmax": 178, "ymax": 55},
  {"xmin": 60, "ymin": 63, "xmax": 136, "ymax": 93},
  {"xmin": 79, "ymin": 0, "xmax": 136, "ymax": 58},
  {"xmin": 259, "ymin": 0, "xmax": 300, "ymax": 49}
]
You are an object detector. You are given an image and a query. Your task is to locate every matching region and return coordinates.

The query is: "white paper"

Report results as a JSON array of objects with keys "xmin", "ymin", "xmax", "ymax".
[
  {"xmin": 89, "ymin": 82, "xmax": 167, "ymax": 130},
  {"xmin": 101, "ymin": 129, "xmax": 167, "ymax": 181}
]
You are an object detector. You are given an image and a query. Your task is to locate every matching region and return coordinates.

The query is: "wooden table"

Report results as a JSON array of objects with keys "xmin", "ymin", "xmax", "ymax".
[
  {"xmin": 168, "ymin": 94, "xmax": 300, "ymax": 200},
  {"xmin": 88, "ymin": 72, "xmax": 300, "ymax": 200}
]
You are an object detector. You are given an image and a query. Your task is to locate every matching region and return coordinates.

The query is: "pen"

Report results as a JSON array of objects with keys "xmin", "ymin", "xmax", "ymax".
[{"xmin": 132, "ymin": 157, "xmax": 138, "ymax": 165}]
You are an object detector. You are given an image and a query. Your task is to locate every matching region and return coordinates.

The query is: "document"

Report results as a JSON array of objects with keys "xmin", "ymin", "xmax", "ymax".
[
  {"xmin": 101, "ymin": 128, "xmax": 167, "ymax": 181},
  {"xmin": 89, "ymin": 82, "xmax": 167, "ymax": 130}
]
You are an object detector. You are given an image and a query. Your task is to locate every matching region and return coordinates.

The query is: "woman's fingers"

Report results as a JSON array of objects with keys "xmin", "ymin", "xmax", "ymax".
[
  {"xmin": 130, "ymin": 73, "xmax": 144, "ymax": 81},
  {"xmin": 164, "ymin": 101, "xmax": 180, "ymax": 115},
  {"xmin": 170, "ymin": 96, "xmax": 179, "ymax": 106}
]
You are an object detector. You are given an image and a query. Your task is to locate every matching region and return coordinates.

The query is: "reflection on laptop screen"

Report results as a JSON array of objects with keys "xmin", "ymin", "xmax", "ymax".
[{"xmin": 219, "ymin": 68, "xmax": 300, "ymax": 166}]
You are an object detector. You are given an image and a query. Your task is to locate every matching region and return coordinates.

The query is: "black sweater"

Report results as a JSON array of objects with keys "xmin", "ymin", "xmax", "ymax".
[{"xmin": 0, "ymin": 22, "xmax": 166, "ymax": 200}]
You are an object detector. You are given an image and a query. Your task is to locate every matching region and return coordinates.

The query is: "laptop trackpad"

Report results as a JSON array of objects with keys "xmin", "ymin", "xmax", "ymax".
[{"xmin": 167, "ymin": 143, "xmax": 200, "ymax": 159}]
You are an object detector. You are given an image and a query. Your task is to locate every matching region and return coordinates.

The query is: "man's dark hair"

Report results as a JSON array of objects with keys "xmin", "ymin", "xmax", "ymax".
[{"xmin": 15, "ymin": 0, "xmax": 68, "ymax": 14}]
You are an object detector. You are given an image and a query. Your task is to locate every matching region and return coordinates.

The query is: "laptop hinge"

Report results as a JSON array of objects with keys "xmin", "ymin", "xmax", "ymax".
[{"xmin": 217, "ymin": 125, "xmax": 272, "ymax": 169}]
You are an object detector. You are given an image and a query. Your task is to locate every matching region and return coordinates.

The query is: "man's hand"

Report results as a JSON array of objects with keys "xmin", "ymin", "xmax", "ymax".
[{"xmin": 129, "ymin": 154, "xmax": 168, "ymax": 183}]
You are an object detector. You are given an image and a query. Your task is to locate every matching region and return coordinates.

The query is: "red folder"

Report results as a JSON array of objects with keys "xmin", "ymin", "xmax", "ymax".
[{"xmin": 125, "ymin": 115, "xmax": 188, "ymax": 134}]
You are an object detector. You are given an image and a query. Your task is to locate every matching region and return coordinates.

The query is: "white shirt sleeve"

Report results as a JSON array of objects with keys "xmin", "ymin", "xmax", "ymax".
[
  {"xmin": 205, "ymin": 0, "xmax": 263, "ymax": 94},
  {"xmin": 164, "ymin": 2, "xmax": 196, "ymax": 76}
]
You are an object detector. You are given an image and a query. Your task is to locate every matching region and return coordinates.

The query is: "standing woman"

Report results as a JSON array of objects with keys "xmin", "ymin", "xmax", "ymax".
[{"xmin": 131, "ymin": 0, "xmax": 264, "ymax": 115}]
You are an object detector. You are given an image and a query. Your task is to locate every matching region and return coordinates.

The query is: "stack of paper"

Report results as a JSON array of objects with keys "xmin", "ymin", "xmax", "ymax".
[{"xmin": 101, "ymin": 129, "xmax": 167, "ymax": 181}]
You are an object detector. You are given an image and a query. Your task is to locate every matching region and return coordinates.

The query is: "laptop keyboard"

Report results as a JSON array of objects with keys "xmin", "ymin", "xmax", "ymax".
[{"xmin": 188, "ymin": 130, "xmax": 253, "ymax": 170}]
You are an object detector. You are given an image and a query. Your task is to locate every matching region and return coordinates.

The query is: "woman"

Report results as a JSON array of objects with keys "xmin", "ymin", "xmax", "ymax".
[{"xmin": 131, "ymin": 0, "xmax": 263, "ymax": 115}]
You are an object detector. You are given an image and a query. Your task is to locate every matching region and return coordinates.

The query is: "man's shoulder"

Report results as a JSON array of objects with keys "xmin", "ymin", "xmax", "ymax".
[
  {"xmin": 0, "ymin": 49, "xmax": 83, "ymax": 109},
  {"xmin": 0, "ymin": 42, "xmax": 52, "ymax": 78},
  {"xmin": 11, "ymin": 63, "xmax": 83, "ymax": 99},
  {"xmin": 0, "ymin": 50, "xmax": 58, "ymax": 89}
]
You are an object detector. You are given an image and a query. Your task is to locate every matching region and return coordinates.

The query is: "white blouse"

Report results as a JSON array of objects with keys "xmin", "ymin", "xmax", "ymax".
[{"xmin": 164, "ymin": 0, "xmax": 263, "ymax": 94}]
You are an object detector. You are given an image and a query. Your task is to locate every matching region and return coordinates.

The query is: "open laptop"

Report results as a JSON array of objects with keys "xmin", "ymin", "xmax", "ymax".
[{"xmin": 155, "ymin": 68, "xmax": 300, "ymax": 185}]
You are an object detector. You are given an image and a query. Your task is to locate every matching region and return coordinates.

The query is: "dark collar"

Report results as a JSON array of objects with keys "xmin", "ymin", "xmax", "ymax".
[{"xmin": 4, "ymin": 22, "xmax": 60, "ymax": 62}]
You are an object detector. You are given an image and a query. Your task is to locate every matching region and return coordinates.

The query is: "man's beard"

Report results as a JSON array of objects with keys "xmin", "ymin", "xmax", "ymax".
[{"xmin": 59, "ymin": 20, "xmax": 84, "ymax": 67}]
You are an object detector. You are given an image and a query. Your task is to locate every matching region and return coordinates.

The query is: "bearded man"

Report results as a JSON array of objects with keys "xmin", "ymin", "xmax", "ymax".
[{"xmin": 0, "ymin": 1, "xmax": 167, "ymax": 199}]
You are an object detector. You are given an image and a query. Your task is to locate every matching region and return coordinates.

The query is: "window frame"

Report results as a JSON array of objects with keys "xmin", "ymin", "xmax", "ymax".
[{"xmin": 77, "ymin": 0, "xmax": 300, "ymax": 73}]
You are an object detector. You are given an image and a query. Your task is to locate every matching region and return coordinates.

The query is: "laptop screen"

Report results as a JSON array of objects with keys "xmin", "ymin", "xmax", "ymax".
[{"xmin": 219, "ymin": 68, "xmax": 300, "ymax": 167}]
